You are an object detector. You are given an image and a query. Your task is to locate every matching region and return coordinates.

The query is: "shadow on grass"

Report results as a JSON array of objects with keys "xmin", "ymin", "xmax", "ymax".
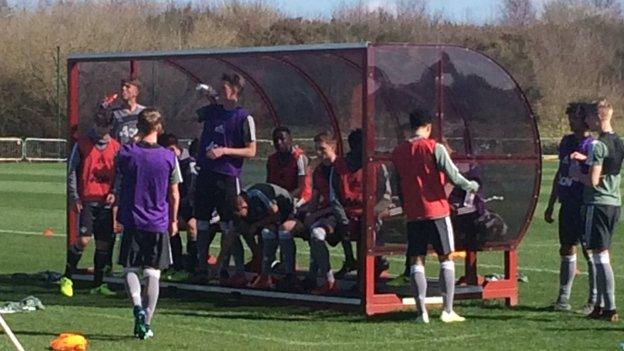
[{"xmin": 14, "ymin": 330, "xmax": 134, "ymax": 342}]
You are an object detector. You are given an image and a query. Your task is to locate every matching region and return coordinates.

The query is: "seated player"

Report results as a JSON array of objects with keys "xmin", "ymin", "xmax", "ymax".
[
  {"xmin": 392, "ymin": 109, "xmax": 479, "ymax": 324},
  {"xmin": 60, "ymin": 109, "xmax": 120, "ymax": 297},
  {"xmin": 157, "ymin": 134, "xmax": 200, "ymax": 276},
  {"xmin": 267, "ymin": 126, "xmax": 312, "ymax": 208},
  {"xmin": 306, "ymin": 131, "xmax": 342, "ymax": 294},
  {"xmin": 233, "ymin": 183, "xmax": 302, "ymax": 290}
]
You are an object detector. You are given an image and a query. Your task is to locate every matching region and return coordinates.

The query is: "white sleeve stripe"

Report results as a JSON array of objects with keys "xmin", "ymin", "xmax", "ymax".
[{"xmin": 247, "ymin": 115, "xmax": 256, "ymax": 142}]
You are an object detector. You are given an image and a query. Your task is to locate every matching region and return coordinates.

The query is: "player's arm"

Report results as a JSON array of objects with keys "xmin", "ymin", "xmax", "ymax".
[
  {"xmin": 292, "ymin": 154, "xmax": 310, "ymax": 201},
  {"xmin": 571, "ymin": 141, "xmax": 605, "ymax": 187},
  {"xmin": 433, "ymin": 143, "xmax": 479, "ymax": 192},
  {"xmin": 168, "ymin": 158, "xmax": 183, "ymax": 236},
  {"xmin": 544, "ymin": 168, "xmax": 560, "ymax": 223},
  {"xmin": 67, "ymin": 144, "xmax": 82, "ymax": 212}
]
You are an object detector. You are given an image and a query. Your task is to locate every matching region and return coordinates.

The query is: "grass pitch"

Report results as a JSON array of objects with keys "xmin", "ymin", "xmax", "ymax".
[{"xmin": 1, "ymin": 160, "xmax": 623, "ymax": 350}]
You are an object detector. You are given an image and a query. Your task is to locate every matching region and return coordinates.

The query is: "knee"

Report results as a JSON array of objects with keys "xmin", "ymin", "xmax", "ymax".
[
  {"xmin": 310, "ymin": 227, "xmax": 326, "ymax": 242},
  {"xmin": 78, "ymin": 237, "xmax": 90, "ymax": 248},
  {"xmin": 593, "ymin": 250, "xmax": 610, "ymax": 264},
  {"xmin": 278, "ymin": 230, "xmax": 293, "ymax": 240},
  {"xmin": 197, "ymin": 220, "xmax": 211, "ymax": 232},
  {"xmin": 261, "ymin": 228, "xmax": 275, "ymax": 240},
  {"xmin": 144, "ymin": 267, "xmax": 161, "ymax": 280},
  {"xmin": 559, "ymin": 246, "xmax": 576, "ymax": 256}
]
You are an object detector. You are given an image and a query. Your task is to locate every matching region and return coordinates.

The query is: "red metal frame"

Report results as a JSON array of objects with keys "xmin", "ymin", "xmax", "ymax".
[{"xmin": 66, "ymin": 43, "xmax": 539, "ymax": 316}]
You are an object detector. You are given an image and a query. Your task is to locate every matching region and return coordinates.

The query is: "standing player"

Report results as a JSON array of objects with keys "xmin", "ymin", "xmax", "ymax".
[
  {"xmin": 157, "ymin": 133, "xmax": 199, "ymax": 276},
  {"xmin": 111, "ymin": 78, "xmax": 146, "ymax": 144},
  {"xmin": 194, "ymin": 73, "xmax": 257, "ymax": 286},
  {"xmin": 60, "ymin": 111, "xmax": 120, "ymax": 297},
  {"xmin": 233, "ymin": 183, "xmax": 301, "ymax": 290},
  {"xmin": 106, "ymin": 78, "xmax": 146, "ymax": 273},
  {"xmin": 116, "ymin": 108, "xmax": 181, "ymax": 339},
  {"xmin": 392, "ymin": 109, "xmax": 479, "ymax": 324},
  {"xmin": 544, "ymin": 103, "xmax": 596, "ymax": 312},
  {"xmin": 570, "ymin": 99, "xmax": 623, "ymax": 322}
]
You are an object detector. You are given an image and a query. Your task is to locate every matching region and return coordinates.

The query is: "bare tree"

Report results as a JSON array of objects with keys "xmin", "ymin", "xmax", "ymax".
[
  {"xmin": 499, "ymin": 0, "xmax": 537, "ymax": 26},
  {"xmin": 590, "ymin": 0, "xmax": 622, "ymax": 18}
]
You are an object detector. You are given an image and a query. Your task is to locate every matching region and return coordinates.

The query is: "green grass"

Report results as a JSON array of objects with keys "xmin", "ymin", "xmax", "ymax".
[{"xmin": 1, "ymin": 161, "xmax": 624, "ymax": 350}]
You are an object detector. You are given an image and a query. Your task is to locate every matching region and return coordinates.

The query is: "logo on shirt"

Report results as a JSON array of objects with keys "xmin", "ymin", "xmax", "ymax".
[{"xmin": 214, "ymin": 124, "xmax": 225, "ymax": 134}]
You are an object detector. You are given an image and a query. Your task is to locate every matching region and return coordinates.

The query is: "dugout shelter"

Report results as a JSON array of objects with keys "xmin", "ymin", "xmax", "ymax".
[{"xmin": 67, "ymin": 43, "xmax": 541, "ymax": 315}]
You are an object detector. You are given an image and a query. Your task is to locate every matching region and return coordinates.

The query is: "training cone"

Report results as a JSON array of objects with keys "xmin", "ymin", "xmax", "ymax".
[
  {"xmin": 49, "ymin": 333, "xmax": 88, "ymax": 351},
  {"xmin": 43, "ymin": 228, "xmax": 54, "ymax": 237}
]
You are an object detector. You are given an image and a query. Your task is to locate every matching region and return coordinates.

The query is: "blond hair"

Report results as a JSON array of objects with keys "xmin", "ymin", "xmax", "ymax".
[
  {"xmin": 596, "ymin": 98, "xmax": 614, "ymax": 121},
  {"xmin": 137, "ymin": 108, "xmax": 163, "ymax": 134}
]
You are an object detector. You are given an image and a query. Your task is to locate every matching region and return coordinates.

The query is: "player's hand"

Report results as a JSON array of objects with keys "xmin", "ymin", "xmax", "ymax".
[
  {"xmin": 570, "ymin": 152, "xmax": 587, "ymax": 162},
  {"xmin": 544, "ymin": 205, "xmax": 555, "ymax": 224},
  {"xmin": 105, "ymin": 193, "xmax": 116, "ymax": 205},
  {"xmin": 113, "ymin": 221, "xmax": 124, "ymax": 234},
  {"xmin": 207, "ymin": 147, "xmax": 226, "ymax": 160},
  {"xmin": 169, "ymin": 221, "xmax": 179, "ymax": 237},
  {"xmin": 72, "ymin": 200, "xmax": 82, "ymax": 213}
]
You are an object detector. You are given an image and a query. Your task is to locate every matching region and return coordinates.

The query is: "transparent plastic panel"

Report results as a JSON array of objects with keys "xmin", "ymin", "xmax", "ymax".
[
  {"xmin": 370, "ymin": 158, "xmax": 537, "ymax": 251},
  {"xmin": 371, "ymin": 46, "xmax": 440, "ymax": 153},
  {"xmin": 441, "ymin": 47, "xmax": 537, "ymax": 157},
  {"xmin": 77, "ymin": 61, "xmax": 129, "ymax": 134}
]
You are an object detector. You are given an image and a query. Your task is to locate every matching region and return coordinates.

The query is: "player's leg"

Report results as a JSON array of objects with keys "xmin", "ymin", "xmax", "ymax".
[
  {"xmin": 185, "ymin": 218, "xmax": 198, "ymax": 273},
  {"xmin": 589, "ymin": 205, "xmax": 619, "ymax": 321},
  {"xmin": 61, "ymin": 206, "xmax": 94, "ymax": 297},
  {"xmin": 141, "ymin": 230, "xmax": 171, "ymax": 339},
  {"xmin": 90, "ymin": 205, "xmax": 116, "ymax": 296},
  {"xmin": 406, "ymin": 220, "xmax": 428, "ymax": 323},
  {"xmin": 215, "ymin": 176, "xmax": 246, "ymax": 286},
  {"xmin": 554, "ymin": 202, "xmax": 579, "ymax": 311},
  {"xmin": 580, "ymin": 246, "xmax": 598, "ymax": 314},
  {"xmin": 276, "ymin": 219, "xmax": 300, "ymax": 290},
  {"xmin": 252, "ymin": 227, "xmax": 277, "ymax": 289},
  {"xmin": 310, "ymin": 219, "xmax": 337, "ymax": 294},
  {"xmin": 118, "ymin": 229, "xmax": 147, "ymax": 338},
  {"xmin": 433, "ymin": 217, "xmax": 464, "ymax": 323},
  {"xmin": 193, "ymin": 171, "xmax": 217, "ymax": 281}
]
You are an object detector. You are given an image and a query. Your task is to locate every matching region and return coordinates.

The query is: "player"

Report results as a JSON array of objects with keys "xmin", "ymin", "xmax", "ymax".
[
  {"xmin": 157, "ymin": 134, "xmax": 199, "ymax": 276},
  {"xmin": 193, "ymin": 73, "xmax": 257, "ymax": 287},
  {"xmin": 544, "ymin": 103, "xmax": 596, "ymax": 313},
  {"xmin": 391, "ymin": 109, "xmax": 479, "ymax": 324},
  {"xmin": 233, "ymin": 183, "xmax": 301, "ymax": 290},
  {"xmin": 115, "ymin": 108, "xmax": 181, "ymax": 339},
  {"xmin": 111, "ymin": 78, "xmax": 146, "ymax": 144},
  {"xmin": 60, "ymin": 110, "xmax": 120, "ymax": 297},
  {"xmin": 570, "ymin": 99, "xmax": 623, "ymax": 322}
]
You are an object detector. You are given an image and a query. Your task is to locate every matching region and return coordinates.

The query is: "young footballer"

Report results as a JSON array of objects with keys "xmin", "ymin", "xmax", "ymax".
[
  {"xmin": 60, "ymin": 110, "xmax": 120, "ymax": 297},
  {"xmin": 306, "ymin": 131, "xmax": 342, "ymax": 294},
  {"xmin": 116, "ymin": 108, "xmax": 181, "ymax": 339},
  {"xmin": 234, "ymin": 183, "xmax": 301, "ymax": 290},
  {"xmin": 194, "ymin": 73, "xmax": 257, "ymax": 286},
  {"xmin": 391, "ymin": 109, "xmax": 479, "ymax": 324},
  {"xmin": 266, "ymin": 126, "xmax": 312, "ymax": 207},
  {"xmin": 158, "ymin": 133, "xmax": 199, "ymax": 275},
  {"xmin": 570, "ymin": 99, "xmax": 623, "ymax": 322},
  {"xmin": 111, "ymin": 78, "xmax": 146, "ymax": 145},
  {"xmin": 544, "ymin": 103, "xmax": 596, "ymax": 313}
]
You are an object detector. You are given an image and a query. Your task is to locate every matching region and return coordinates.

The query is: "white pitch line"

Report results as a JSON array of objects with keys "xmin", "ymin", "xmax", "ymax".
[{"xmin": 2, "ymin": 229, "xmax": 623, "ymax": 278}]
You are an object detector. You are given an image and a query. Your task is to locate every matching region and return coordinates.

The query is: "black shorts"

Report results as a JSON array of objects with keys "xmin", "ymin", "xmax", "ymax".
[
  {"xmin": 406, "ymin": 217, "xmax": 455, "ymax": 257},
  {"xmin": 582, "ymin": 204, "xmax": 620, "ymax": 250},
  {"xmin": 78, "ymin": 203, "xmax": 114, "ymax": 242},
  {"xmin": 179, "ymin": 205, "xmax": 194, "ymax": 223},
  {"xmin": 194, "ymin": 169, "xmax": 240, "ymax": 222},
  {"xmin": 559, "ymin": 202, "xmax": 583, "ymax": 247},
  {"xmin": 118, "ymin": 229, "xmax": 172, "ymax": 270}
]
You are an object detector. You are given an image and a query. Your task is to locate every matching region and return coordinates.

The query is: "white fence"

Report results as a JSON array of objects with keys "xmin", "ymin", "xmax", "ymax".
[{"xmin": 0, "ymin": 137, "xmax": 68, "ymax": 162}]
